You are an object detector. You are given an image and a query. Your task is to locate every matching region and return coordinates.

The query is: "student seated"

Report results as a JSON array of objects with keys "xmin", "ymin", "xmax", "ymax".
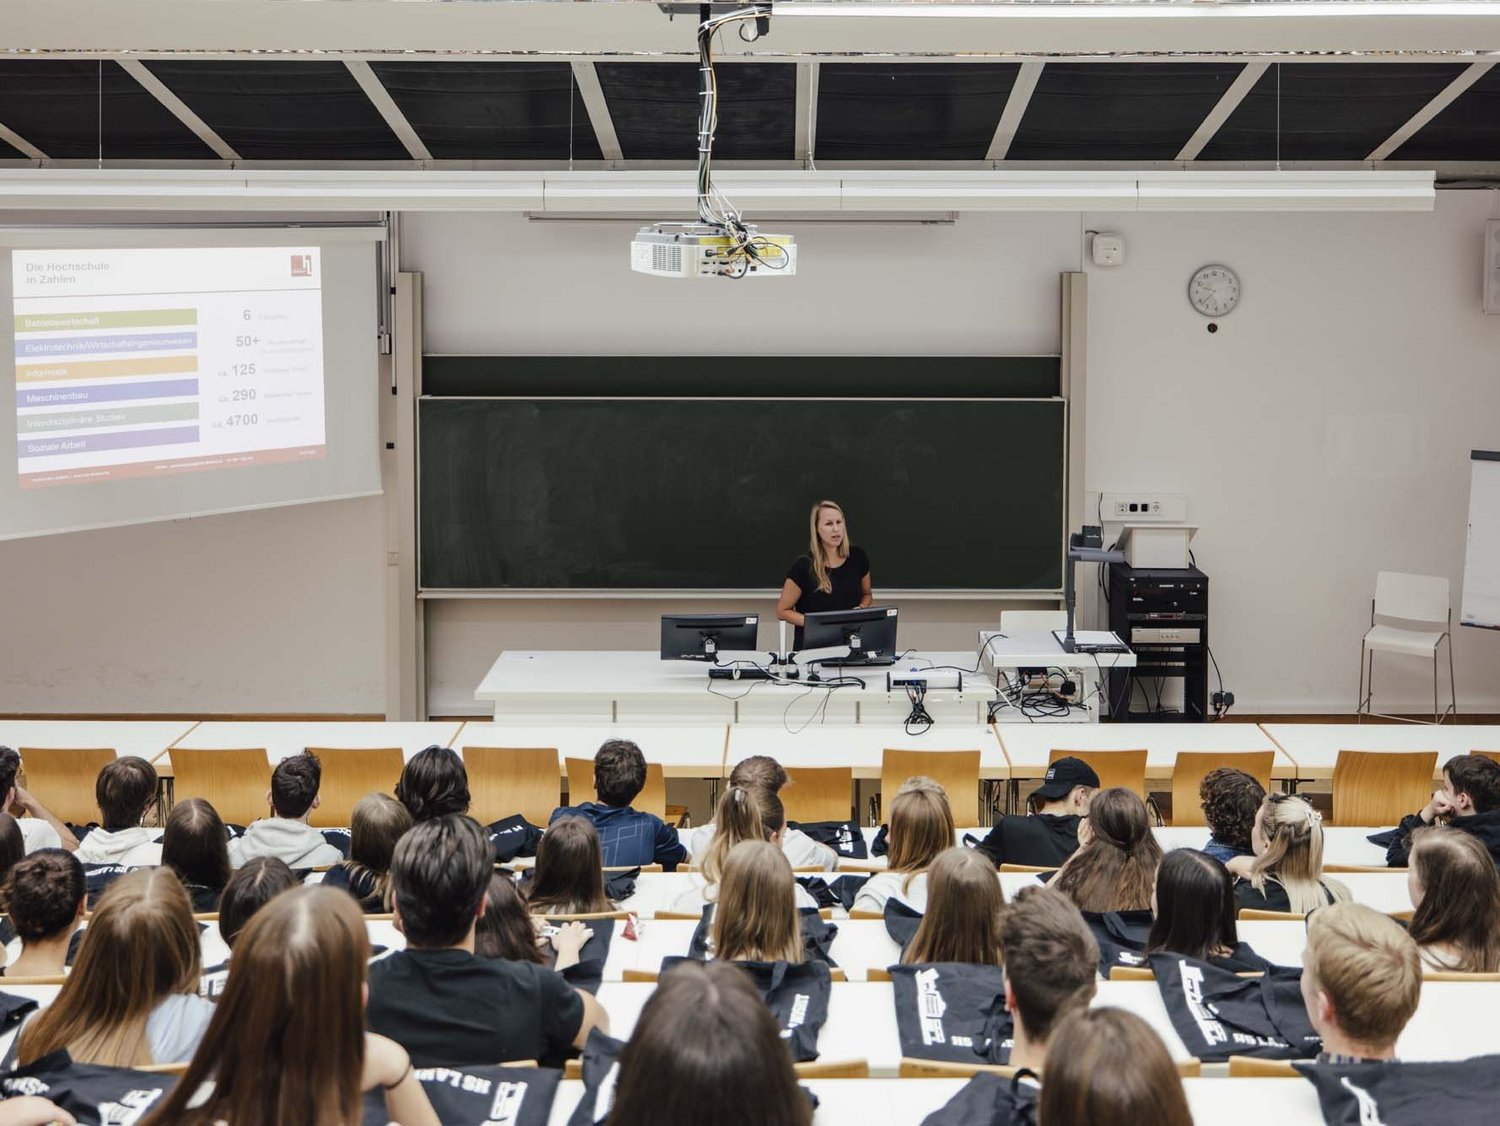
[
  {"xmin": 366, "ymin": 814, "xmax": 608, "ymax": 1068},
  {"xmin": 0, "ymin": 849, "xmax": 85, "ymax": 978},
  {"xmin": 902, "ymin": 846, "xmax": 1005, "ymax": 967},
  {"xmin": 394, "ymin": 744, "xmax": 472, "ymax": 823},
  {"xmin": 549, "ymin": 739, "xmax": 687, "ymax": 871},
  {"xmin": 1227, "ymin": 793, "xmax": 1351, "ymax": 913},
  {"xmin": 142, "ymin": 887, "xmax": 439, "ymax": 1126},
  {"xmin": 1406, "ymin": 826, "xmax": 1500, "ymax": 973},
  {"xmin": 710, "ymin": 840, "xmax": 809, "ymax": 964},
  {"xmin": 687, "ymin": 755, "xmax": 836, "ymax": 871},
  {"xmin": 0, "ymin": 747, "xmax": 78, "ymax": 853},
  {"xmin": 73, "ymin": 757, "xmax": 161, "ymax": 868},
  {"xmin": 0, "ymin": 814, "xmax": 25, "ymax": 888},
  {"xmin": 200, "ymin": 856, "xmax": 299, "ymax": 998},
  {"xmin": 974, "ymin": 756, "xmax": 1098, "ymax": 869},
  {"xmin": 323, "ymin": 792, "xmax": 412, "ymax": 912},
  {"xmin": 1384, "ymin": 753, "xmax": 1500, "ymax": 868},
  {"xmin": 1301, "ymin": 901, "xmax": 1421, "ymax": 1063},
  {"xmin": 605, "ymin": 960, "xmax": 812, "ymax": 1126},
  {"xmin": 1145, "ymin": 848, "xmax": 1269, "ymax": 972},
  {"xmin": 673, "ymin": 786, "xmax": 818, "ymax": 914},
  {"xmin": 523, "ymin": 815, "xmax": 613, "ymax": 916},
  {"xmin": 1198, "ymin": 766, "xmax": 1265, "ymax": 864},
  {"xmin": 161, "ymin": 797, "xmax": 232, "ymax": 913},
  {"xmin": 1038, "ymin": 1007, "xmax": 1193, "ymax": 1126},
  {"xmin": 16, "ymin": 868, "xmax": 214, "ymax": 1067},
  {"xmin": 851, "ymin": 776, "xmax": 954, "ymax": 915},
  {"xmin": 1052, "ymin": 787, "xmax": 1162, "ymax": 913},
  {"xmin": 228, "ymin": 752, "xmax": 343, "ymax": 870},
  {"xmin": 478, "ymin": 872, "xmax": 593, "ymax": 970}
]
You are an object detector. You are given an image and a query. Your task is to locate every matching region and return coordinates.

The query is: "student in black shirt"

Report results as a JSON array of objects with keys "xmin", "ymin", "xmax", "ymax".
[
  {"xmin": 776, "ymin": 499, "xmax": 873, "ymax": 650},
  {"xmin": 366, "ymin": 814, "xmax": 608, "ymax": 1068},
  {"xmin": 974, "ymin": 757, "xmax": 1099, "ymax": 869},
  {"xmin": 161, "ymin": 798, "xmax": 232, "ymax": 914},
  {"xmin": 1383, "ymin": 753, "xmax": 1500, "ymax": 869},
  {"xmin": 1145, "ymin": 849, "xmax": 1270, "ymax": 972}
]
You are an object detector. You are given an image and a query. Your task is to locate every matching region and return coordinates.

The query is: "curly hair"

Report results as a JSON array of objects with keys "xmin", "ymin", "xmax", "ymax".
[{"xmin": 1198, "ymin": 767, "xmax": 1266, "ymax": 852}]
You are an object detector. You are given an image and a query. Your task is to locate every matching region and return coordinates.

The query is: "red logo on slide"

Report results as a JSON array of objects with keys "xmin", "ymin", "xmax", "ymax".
[{"xmin": 290, "ymin": 254, "xmax": 313, "ymax": 277}]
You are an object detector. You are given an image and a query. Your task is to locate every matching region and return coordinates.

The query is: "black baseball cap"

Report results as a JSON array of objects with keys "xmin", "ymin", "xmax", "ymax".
[{"xmin": 1031, "ymin": 757, "xmax": 1101, "ymax": 802}]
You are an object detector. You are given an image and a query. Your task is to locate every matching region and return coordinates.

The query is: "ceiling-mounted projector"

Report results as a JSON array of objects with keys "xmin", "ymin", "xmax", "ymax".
[{"xmin": 630, "ymin": 224, "xmax": 796, "ymax": 280}]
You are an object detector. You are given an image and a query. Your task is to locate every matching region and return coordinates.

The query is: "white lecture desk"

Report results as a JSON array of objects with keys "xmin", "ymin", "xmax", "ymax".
[
  {"xmin": 1155, "ymin": 825, "xmax": 1390, "ymax": 869},
  {"xmin": 1, "ymin": 720, "xmax": 198, "ymax": 762},
  {"xmin": 454, "ymin": 722, "xmax": 730, "ymax": 779},
  {"xmin": 997, "ymin": 721, "xmax": 1295, "ymax": 781},
  {"xmin": 157, "ymin": 721, "xmax": 465, "ymax": 773},
  {"xmin": 1262, "ymin": 723, "xmax": 1500, "ymax": 782},
  {"xmin": 998, "ymin": 869, "xmax": 1413, "ymax": 915},
  {"xmin": 474, "ymin": 650, "xmax": 1001, "ymax": 726},
  {"xmin": 726, "ymin": 725, "xmax": 1007, "ymax": 782}
]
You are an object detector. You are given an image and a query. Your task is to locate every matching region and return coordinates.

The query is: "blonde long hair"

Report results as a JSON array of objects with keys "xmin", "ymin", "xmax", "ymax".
[
  {"xmin": 701, "ymin": 785, "xmax": 784, "ymax": 889},
  {"xmin": 711, "ymin": 840, "xmax": 803, "ymax": 964},
  {"xmin": 1246, "ymin": 793, "xmax": 1351, "ymax": 914},
  {"xmin": 807, "ymin": 500, "xmax": 850, "ymax": 595}
]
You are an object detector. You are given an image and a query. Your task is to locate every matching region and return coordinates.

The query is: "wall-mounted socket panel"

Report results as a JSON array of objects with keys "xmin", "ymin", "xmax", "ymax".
[{"xmin": 1098, "ymin": 492, "xmax": 1187, "ymax": 522}]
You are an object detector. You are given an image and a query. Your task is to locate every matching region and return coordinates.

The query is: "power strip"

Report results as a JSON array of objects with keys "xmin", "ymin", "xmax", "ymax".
[{"xmin": 887, "ymin": 669, "xmax": 964, "ymax": 692}]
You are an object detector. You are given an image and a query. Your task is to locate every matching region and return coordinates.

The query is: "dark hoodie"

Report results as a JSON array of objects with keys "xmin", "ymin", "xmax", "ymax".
[
  {"xmin": 973, "ymin": 813, "xmax": 1082, "ymax": 869},
  {"xmin": 1385, "ymin": 807, "xmax": 1500, "ymax": 868}
]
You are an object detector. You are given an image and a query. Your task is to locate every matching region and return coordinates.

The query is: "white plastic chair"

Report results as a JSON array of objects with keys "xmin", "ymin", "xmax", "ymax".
[{"xmin": 1357, "ymin": 571, "xmax": 1457, "ymax": 724}]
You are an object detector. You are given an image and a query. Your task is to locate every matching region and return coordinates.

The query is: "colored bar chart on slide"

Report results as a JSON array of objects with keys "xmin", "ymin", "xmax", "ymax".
[{"xmin": 12, "ymin": 246, "xmax": 325, "ymax": 487}]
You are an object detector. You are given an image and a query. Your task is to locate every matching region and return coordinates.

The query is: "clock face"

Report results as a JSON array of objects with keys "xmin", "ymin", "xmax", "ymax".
[{"xmin": 1188, "ymin": 264, "xmax": 1240, "ymax": 318}]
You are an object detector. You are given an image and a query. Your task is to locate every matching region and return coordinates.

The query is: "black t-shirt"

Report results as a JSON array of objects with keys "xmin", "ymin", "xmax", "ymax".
[
  {"xmin": 1233, "ymin": 877, "xmax": 1339, "ymax": 914},
  {"xmin": 973, "ymin": 814, "xmax": 1083, "ymax": 868},
  {"xmin": 367, "ymin": 948, "xmax": 585, "ymax": 1069},
  {"xmin": 785, "ymin": 547, "xmax": 871, "ymax": 648}
]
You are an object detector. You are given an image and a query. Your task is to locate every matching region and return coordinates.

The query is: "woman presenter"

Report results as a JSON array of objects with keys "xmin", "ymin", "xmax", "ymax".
[{"xmin": 776, "ymin": 499, "xmax": 873, "ymax": 650}]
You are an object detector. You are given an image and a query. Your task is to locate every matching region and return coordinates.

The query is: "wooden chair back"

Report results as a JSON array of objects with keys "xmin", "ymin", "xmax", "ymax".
[
  {"xmin": 136, "ymin": 1062, "xmax": 190, "ymax": 1076},
  {"xmin": 16, "ymin": 747, "xmax": 118, "ymax": 827},
  {"xmin": 867, "ymin": 968, "xmax": 893, "ymax": 982},
  {"xmin": 848, "ymin": 909, "xmax": 884, "ymax": 921},
  {"xmin": 603, "ymin": 864, "xmax": 662, "ymax": 874},
  {"xmin": 306, "ymin": 747, "xmax": 406, "ymax": 828},
  {"xmin": 1047, "ymin": 748, "xmax": 1148, "ymax": 800},
  {"xmin": 564, "ymin": 757, "xmax": 668, "ymax": 819},
  {"xmin": 1228, "ymin": 1056, "xmax": 1300, "ymax": 1078},
  {"xmin": 170, "ymin": 748, "xmax": 270, "ymax": 826},
  {"xmin": 1108, "ymin": 966, "xmax": 1155, "ymax": 982},
  {"xmin": 998, "ymin": 863, "xmax": 1051, "ymax": 874},
  {"xmin": 899, "ymin": 1058, "xmax": 1018, "ymax": 1079},
  {"xmin": 1425, "ymin": 971, "xmax": 1500, "ymax": 982},
  {"xmin": 463, "ymin": 745, "xmax": 561, "ymax": 826},
  {"xmin": 654, "ymin": 910, "xmax": 706, "ymax": 921},
  {"xmin": 783, "ymin": 767, "xmax": 855, "ymax": 824},
  {"xmin": 1238, "ymin": 908, "xmax": 1306, "ymax": 922},
  {"xmin": 0, "ymin": 974, "xmax": 66, "ymax": 985},
  {"xmin": 536, "ymin": 910, "xmax": 630, "ymax": 922},
  {"xmin": 1331, "ymin": 750, "xmax": 1438, "ymax": 826},
  {"xmin": 880, "ymin": 749, "xmax": 981, "ymax": 824},
  {"xmin": 794, "ymin": 1059, "xmax": 869, "ymax": 1079},
  {"xmin": 1169, "ymin": 751, "xmax": 1276, "ymax": 827},
  {"xmin": 625, "ymin": 967, "xmax": 847, "ymax": 983}
]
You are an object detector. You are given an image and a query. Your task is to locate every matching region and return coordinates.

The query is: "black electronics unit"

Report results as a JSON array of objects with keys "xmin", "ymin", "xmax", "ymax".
[{"xmin": 1106, "ymin": 564, "xmax": 1209, "ymax": 723}]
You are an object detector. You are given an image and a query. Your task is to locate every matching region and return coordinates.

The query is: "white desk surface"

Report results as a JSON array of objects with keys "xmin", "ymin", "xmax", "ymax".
[
  {"xmin": 456, "ymin": 722, "xmax": 729, "ymax": 778},
  {"xmin": 160, "ymin": 721, "xmax": 465, "ymax": 769},
  {"xmin": 728, "ymin": 725, "xmax": 1007, "ymax": 780},
  {"xmin": 599, "ymin": 919, "xmax": 902, "ymax": 983},
  {"xmin": 997, "ymin": 721, "xmax": 1293, "ymax": 776},
  {"xmin": 1156, "ymin": 826, "xmax": 1390, "ymax": 870},
  {"xmin": 1262, "ymin": 723, "xmax": 1500, "ymax": 779},
  {"xmin": 1, "ymin": 720, "xmax": 199, "ymax": 762},
  {"xmin": 996, "ymin": 870, "xmax": 1412, "ymax": 915},
  {"xmin": 1183, "ymin": 1078, "xmax": 1322, "ymax": 1124},
  {"xmin": 981, "ymin": 629, "xmax": 1138, "ymax": 670}
]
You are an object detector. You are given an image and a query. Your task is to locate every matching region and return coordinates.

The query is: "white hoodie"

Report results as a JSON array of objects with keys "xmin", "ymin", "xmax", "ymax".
[
  {"xmin": 687, "ymin": 824, "xmax": 837, "ymax": 872},
  {"xmin": 228, "ymin": 818, "xmax": 343, "ymax": 869},
  {"xmin": 73, "ymin": 826, "xmax": 163, "ymax": 868}
]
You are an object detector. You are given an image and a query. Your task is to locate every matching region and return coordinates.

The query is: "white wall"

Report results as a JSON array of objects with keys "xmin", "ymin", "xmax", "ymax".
[{"xmin": 1083, "ymin": 190, "xmax": 1500, "ymax": 713}]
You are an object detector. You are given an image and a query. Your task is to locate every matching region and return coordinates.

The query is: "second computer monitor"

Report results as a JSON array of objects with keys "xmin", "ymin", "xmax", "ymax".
[
  {"xmin": 660, "ymin": 613, "xmax": 760, "ymax": 661},
  {"xmin": 801, "ymin": 606, "xmax": 899, "ymax": 666}
]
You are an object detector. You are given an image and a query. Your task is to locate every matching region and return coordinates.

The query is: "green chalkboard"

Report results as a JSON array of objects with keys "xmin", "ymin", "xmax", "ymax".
[{"xmin": 418, "ymin": 397, "xmax": 1065, "ymax": 590}]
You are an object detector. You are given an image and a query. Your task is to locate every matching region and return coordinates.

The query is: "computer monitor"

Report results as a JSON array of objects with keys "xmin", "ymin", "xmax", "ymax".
[
  {"xmin": 800, "ymin": 606, "xmax": 899, "ymax": 667},
  {"xmin": 659, "ymin": 613, "xmax": 760, "ymax": 661}
]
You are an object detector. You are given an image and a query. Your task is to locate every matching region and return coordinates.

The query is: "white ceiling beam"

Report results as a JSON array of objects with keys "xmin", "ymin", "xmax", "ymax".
[
  {"xmin": 794, "ymin": 61, "xmax": 819, "ymax": 165},
  {"xmin": 117, "ymin": 57, "xmax": 239, "ymax": 161},
  {"xmin": 1367, "ymin": 61, "xmax": 1495, "ymax": 161},
  {"xmin": 0, "ymin": 122, "xmax": 46, "ymax": 161},
  {"xmin": 987, "ymin": 62, "xmax": 1044, "ymax": 162},
  {"xmin": 1176, "ymin": 61, "xmax": 1270, "ymax": 162},
  {"xmin": 345, "ymin": 60, "xmax": 432, "ymax": 163},
  {"xmin": 569, "ymin": 61, "xmax": 623, "ymax": 163}
]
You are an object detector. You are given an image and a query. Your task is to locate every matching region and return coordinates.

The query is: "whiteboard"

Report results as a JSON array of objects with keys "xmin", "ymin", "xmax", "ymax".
[{"xmin": 1462, "ymin": 451, "xmax": 1500, "ymax": 630}]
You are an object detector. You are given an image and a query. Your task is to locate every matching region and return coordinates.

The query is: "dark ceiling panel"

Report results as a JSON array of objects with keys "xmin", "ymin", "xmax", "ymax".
[
  {"xmin": 817, "ymin": 64, "xmax": 1019, "ymax": 160},
  {"xmin": 594, "ymin": 63, "xmax": 794, "ymax": 160},
  {"xmin": 1009, "ymin": 63, "xmax": 1243, "ymax": 161},
  {"xmin": 369, "ymin": 62, "xmax": 601, "ymax": 160},
  {"xmin": 0, "ymin": 60, "xmax": 214, "ymax": 160},
  {"xmin": 143, "ymin": 61, "xmax": 407, "ymax": 160},
  {"xmin": 1394, "ymin": 66, "xmax": 1500, "ymax": 161},
  {"xmin": 1200, "ymin": 63, "xmax": 1467, "ymax": 161}
]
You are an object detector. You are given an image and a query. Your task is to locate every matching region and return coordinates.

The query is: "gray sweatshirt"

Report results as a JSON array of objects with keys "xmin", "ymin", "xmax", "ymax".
[{"xmin": 228, "ymin": 817, "xmax": 343, "ymax": 869}]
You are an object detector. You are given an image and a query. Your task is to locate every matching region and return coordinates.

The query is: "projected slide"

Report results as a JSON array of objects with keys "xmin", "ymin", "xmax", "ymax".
[{"xmin": 13, "ymin": 247, "xmax": 325, "ymax": 487}]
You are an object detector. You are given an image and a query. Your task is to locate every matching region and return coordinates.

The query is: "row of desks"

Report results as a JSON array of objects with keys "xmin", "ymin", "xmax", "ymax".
[{"xmin": 4, "ymin": 719, "xmax": 1498, "ymax": 783}]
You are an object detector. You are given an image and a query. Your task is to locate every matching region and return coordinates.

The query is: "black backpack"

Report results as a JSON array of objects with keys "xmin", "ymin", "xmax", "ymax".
[
  {"xmin": 890, "ymin": 962, "xmax": 1012, "ymax": 1065},
  {"xmin": 1082, "ymin": 909, "xmax": 1155, "ymax": 972},
  {"xmin": 566, "ymin": 1029, "xmax": 626, "ymax": 1126},
  {"xmin": 1298, "ymin": 1055, "xmax": 1500, "ymax": 1126},
  {"xmin": 920, "ymin": 1070, "xmax": 1040, "ymax": 1126},
  {"xmin": 659, "ymin": 957, "xmax": 832, "ymax": 1062},
  {"xmin": 1148, "ymin": 952, "xmax": 1321, "ymax": 1062},
  {"xmin": 488, "ymin": 815, "xmax": 545, "ymax": 863},
  {"xmin": 536, "ymin": 917, "xmax": 615, "ymax": 996},
  {"xmin": 884, "ymin": 898, "xmax": 924, "ymax": 951},
  {"xmin": 788, "ymin": 819, "xmax": 869, "ymax": 860},
  {"xmin": 0, "ymin": 1049, "xmax": 177, "ymax": 1122},
  {"xmin": 360, "ymin": 1064, "xmax": 561, "ymax": 1126}
]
